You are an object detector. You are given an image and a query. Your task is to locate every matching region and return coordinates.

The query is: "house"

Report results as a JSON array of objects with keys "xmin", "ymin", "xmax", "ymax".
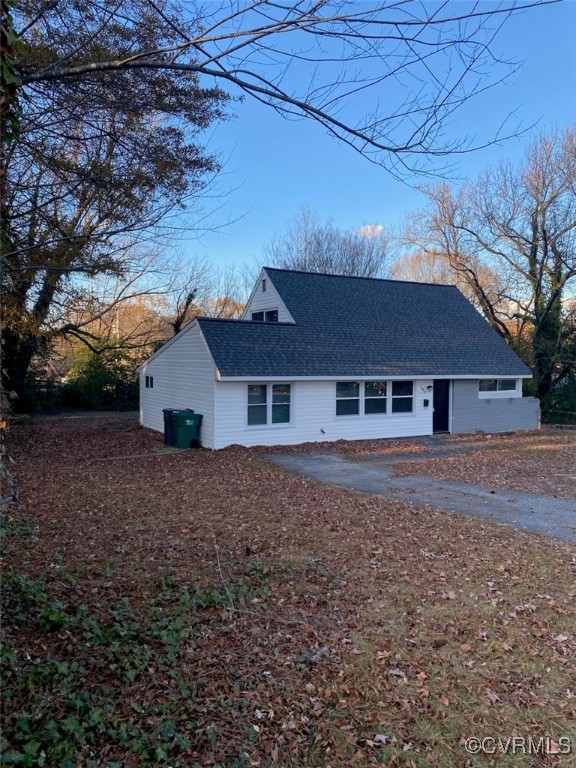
[{"xmin": 138, "ymin": 268, "xmax": 540, "ymax": 449}]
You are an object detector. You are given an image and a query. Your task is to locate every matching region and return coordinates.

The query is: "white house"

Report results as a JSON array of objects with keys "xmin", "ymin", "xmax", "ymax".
[{"xmin": 138, "ymin": 268, "xmax": 540, "ymax": 449}]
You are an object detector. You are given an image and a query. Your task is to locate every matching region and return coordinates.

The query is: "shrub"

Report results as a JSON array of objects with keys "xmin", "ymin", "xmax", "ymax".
[{"xmin": 61, "ymin": 346, "xmax": 138, "ymax": 410}]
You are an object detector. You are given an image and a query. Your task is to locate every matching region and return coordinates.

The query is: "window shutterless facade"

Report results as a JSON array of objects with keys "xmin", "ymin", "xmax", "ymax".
[
  {"xmin": 247, "ymin": 384, "xmax": 291, "ymax": 425},
  {"xmin": 145, "ymin": 375, "xmax": 154, "ymax": 388},
  {"xmin": 336, "ymin": 380, "xmax": 413, "ymax": 416}
]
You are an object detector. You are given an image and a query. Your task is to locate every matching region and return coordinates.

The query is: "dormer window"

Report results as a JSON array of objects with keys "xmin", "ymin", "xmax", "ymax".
[
  {"xmin": 262, "ymin": 278, "xmax": 267, "ymax": 292},
  {"xmin": 251, "ymin": 309, "xmax": 278, "ymax": 323}
]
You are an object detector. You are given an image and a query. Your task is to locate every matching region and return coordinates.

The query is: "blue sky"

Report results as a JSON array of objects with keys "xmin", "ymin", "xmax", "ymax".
[{"xmin": 184, "ymin": 1, "xmax": 576, "ymax": 271}]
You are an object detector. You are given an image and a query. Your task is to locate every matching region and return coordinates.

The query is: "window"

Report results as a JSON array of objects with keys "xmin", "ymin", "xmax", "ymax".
[
  {"xmin": 336, "ymin": 381, "xmax": 360, "ymax": 415},
  {"xmin": 272, "ymin": 384, "xmax": 291, "ymax": 423},
  {"xmin": 391, "ymin": 381, "xmax": 413, "ymax": 413},
  {"xmin": 336, "ymin": 380, "xmax": 415, "ymax": 417},
  {"xmin": 262, "ymin": 278, "xmax": 267, "ymax": 292},
  {"xmin": 145, "ymin": 375, "xmax": 154, "ymax": 389},
  {"xmin": 247, "ymin": 384, "xmax": 291, "ymax": 425},
  {"xmin": 247, "ymin": 384, "xmax": 267, "ymax": 425},
  {"xmin": 479, "ymin": 379, "xmax": 517, "ymax": 392},
  {"xmin": 251, "ymin": 309, "xmax": 278, "ymax": 322},
  {"xmin": 364, "ymin": 381, "xmax": 387, "ymax": 414}
]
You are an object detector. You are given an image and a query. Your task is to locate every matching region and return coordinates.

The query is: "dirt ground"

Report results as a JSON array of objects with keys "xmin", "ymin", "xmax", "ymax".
[{"xmin": 2, "ymin": 413, "xmax": 576, "ymax": 767}]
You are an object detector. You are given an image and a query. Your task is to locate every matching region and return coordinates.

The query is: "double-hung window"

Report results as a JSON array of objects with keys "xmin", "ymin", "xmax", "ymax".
[
  {"xmin": 336, "ymin": 380, "xmax": 413, "ymax": 416},
  {"xmin": 272, "ymin": 384, "xmax": 291, "ymax": 423},
  {"xmin": 247, "ymin": 384, "xmax": 291, "ymax": 425},
  {"xmin": 364, "ymin": 381, "xmax": 387, "ymax": 413},
  {"xmin": 336, "ymin": 382, "xmax": 360, "ymax": 415},
  {"xmin": 247, "ymin": 384, "xmax": 267, "ymax": 425},
  {"xmin": 391, "ymin": 381, "xmax": 413, "ymax": 413}
]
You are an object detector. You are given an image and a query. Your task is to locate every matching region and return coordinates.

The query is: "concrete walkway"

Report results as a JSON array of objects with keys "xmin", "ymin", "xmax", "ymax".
[{"xmin": 266, "ymin": 452, "xmax": 576, "ymax": 542}]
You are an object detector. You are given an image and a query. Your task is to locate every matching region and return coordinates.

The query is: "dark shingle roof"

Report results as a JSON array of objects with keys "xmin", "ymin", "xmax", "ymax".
[{"xmin": 197, "ymin": 268, "xmax": 531, "ymax": 378}]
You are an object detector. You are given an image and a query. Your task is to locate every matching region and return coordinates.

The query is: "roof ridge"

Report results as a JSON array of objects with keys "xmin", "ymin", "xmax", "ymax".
[{"xmin": 263, "ymin": 266, "xmax": 458, "ymax": 289}]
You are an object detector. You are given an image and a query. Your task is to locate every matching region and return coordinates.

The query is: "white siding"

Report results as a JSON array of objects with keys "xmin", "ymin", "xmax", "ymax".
[
  {"xmin": 241, "ymin": 269, "xmax": 294, "ymax": 323},
  {"xmin": 139, "ymin": 322, "xmax": 217, "ymax": 448},
  {"xmin": 213, "ymin": 379, "xmax": 434, "ymax": 449}
]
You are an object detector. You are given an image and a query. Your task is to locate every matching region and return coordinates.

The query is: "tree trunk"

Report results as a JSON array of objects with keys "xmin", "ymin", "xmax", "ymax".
[{"xmin": 1, "ymin": 327, "xmax": 39, "ymax": 401}]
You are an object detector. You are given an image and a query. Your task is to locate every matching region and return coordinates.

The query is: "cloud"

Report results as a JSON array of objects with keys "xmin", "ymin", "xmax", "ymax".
[{"xmin": 356, "ymin": 224, "xmax": 384, "ymax": 238}]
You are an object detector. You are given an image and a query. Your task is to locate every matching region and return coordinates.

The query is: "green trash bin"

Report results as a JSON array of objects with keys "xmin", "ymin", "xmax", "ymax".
[{"xmin": 172, "ymin": 410, "xmax": 203, "ymax": 449}]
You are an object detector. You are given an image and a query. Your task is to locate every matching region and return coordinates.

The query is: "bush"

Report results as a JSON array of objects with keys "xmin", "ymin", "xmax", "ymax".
[
  {"xmin": 541, "ymin": 375, "xmax": 576, "ymax": 424},
  {"xmin": 61, "ymin": 346, "xmax": 138, "ymax": 410},
  {"xmin": 17, "ymin": 379, "xmax": 62, "ymax": 413}
]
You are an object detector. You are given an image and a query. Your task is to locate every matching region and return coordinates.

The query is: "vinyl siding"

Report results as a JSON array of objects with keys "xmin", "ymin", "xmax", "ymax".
[
  {"xmin": 139, "ymin": 322, "xmax": 216, "ymax": 448},
  {"xmin": 452, "ymin": 380, "xmax": 540, "ymax": 434},
  {"xmin": 241, "ymin": 269, "xmax": 294, "ymax": 323},
  {"xmin": 213, "ymin": 379, "xmax": 434, "ymax": 449}
]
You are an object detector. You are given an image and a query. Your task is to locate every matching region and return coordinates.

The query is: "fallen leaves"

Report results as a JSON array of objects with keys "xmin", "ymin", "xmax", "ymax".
[
  {"xmin": 391, "ymin": 429, "xmax": 576, "ymax": 499},
  {"xmin": 2, "ymin": 413, "xmax": 576, "ymax": 767}
]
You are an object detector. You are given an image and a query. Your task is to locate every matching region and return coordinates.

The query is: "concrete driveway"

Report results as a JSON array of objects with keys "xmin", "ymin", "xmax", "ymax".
[{"xmin": 266, "ymin": 451, "xmax": 576, "ymax": 542}]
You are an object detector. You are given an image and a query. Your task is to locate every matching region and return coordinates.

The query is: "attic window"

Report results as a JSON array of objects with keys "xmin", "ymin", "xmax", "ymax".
[
  {"xmin": 262, "ymin": 278, "xmax": 267, "ymax": 292},
  {"xmin": 251, "ymin": 309, "xmax": 278, "ymax": 322},
  {"xmin": 145, "ymin": 375, "xmax": 154, "ymax": 389}
]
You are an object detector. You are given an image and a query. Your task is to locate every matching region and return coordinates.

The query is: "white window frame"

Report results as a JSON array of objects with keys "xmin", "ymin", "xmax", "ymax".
[
  {"xmin": 336, "ymin": 381, "xmax": 360, "ymax": 416},
  {"xmin": 364, "ymin": 381, "xmax": 388, "ymax": 414},
  {"xmin": 390, "ymin": 380, "xmax": 414, "ymax": 414},
  {"xmin": 246, "ymin": 383, "xmax": 292, "ymax": 427},
  {"xmin": 335, "ymin": 380, "xmax": 415, "ymax": 417},
  {"xmin": 145, "ymin": 375, "xmax": 154, "ymax": 389},
  {"xmin": 251, "ymin": 308, "xmax": 279, "ymax": 323},
  {"xmin": 478, "ymin": 378, "xmax": 519, "ymax": 398}
]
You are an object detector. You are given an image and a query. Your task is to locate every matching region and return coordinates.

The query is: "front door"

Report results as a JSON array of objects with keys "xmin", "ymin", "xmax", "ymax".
[{"xmin": 433, "ymin": 380, "xmax": 450, "ymax": 433}]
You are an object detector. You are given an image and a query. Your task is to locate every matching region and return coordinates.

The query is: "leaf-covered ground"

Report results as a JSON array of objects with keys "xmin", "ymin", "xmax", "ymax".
[
  {"xmin": 2, "ymin": 413, "xmax": 575, "ymax": 767},
  {"xmin": 389, "ymin": 430, "xmax": 576, "ymax": 500}
]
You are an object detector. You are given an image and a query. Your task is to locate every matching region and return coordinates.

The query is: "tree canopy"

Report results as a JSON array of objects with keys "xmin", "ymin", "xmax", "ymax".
[
  {"xmin": 402, "ymin": 127, "xmax": 576, "ymax": 398},
  {"xmin": 1, "ymin": 0, "xmax": 558, "ymax": 400}
]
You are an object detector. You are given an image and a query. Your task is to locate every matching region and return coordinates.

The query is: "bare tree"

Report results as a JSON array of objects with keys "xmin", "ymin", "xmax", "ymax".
[
  {"xmin": 8, "ymin": 0, "xmax": 557, "ymax": 178},
  {"xmin": 391, "ymin": 246, "xmax": 508, "ymax": 311},
  {"xmin": 403, "ymin": 127, "xmax": 576, "ymax": 397},
  {"xmin": 264, "ymin": 206, "xmax": 391, "ymax": 277},
  {"xmin": 1, "ymin": 0, "xmax": 558, "ymax": 398},
  {"xmin": 165, "ymin": 256, "xmax": 244, "ymax": 334}
]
